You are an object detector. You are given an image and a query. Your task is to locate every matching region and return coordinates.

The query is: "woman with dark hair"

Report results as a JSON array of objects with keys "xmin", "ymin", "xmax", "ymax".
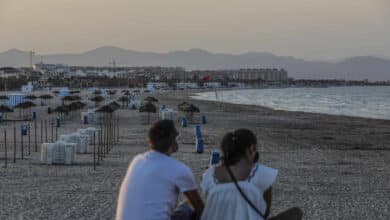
[{"xmin": 200, "ymin": 129, "xmax": 302, "ymax": 220}]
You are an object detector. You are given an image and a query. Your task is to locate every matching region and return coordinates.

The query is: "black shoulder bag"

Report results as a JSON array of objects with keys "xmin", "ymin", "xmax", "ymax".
[{"xmin": 225, "ymin": 165, "xmax": 266, "ymax": 219}]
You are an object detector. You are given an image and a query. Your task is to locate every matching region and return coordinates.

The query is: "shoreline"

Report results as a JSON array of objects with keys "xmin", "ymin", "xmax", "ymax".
[{"xmin": 189, "ymin": 86, "xmax": 390, "ymax": 121}]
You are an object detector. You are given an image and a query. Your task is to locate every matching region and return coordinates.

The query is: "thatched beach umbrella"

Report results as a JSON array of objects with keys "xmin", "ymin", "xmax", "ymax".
[
  {"xmin": 53, "ymin": 105, "xmax": 70, "ymax": 119},
  {"xmin": 91, "ymin": 95, "xmax": 104, "ymax": 107},
  {"xmin": 14, "ymin": 101, "xmax": 36, "ymax": 118},
  {"xmin": 95, "ymin": 105, "xmax": 116, "ymax": 113},
  {"xmin": 178, "ymin": 102, "xmax": 190, "ymax": 111},
  {"xmin": 108, "ymin": 90, "xmax": 117, "ymax": 95},
  {"xmin": 54, "ymin": 105, "xmax": 70, "ymax": 113},
  {"xmin": 118, "ymin": 96, "xmax": 129, "ymax": 108},
  {"xmin": 108, "ymin": 101, "xmax": 120, "ymax": 111},
  {"xmin": 69, "ymin": 101, "xmax": 86, "ymax": 110},
  {"xmin": 181, "ymin": 103, "xmax": 200, "ymax": 122},
  {"xmin": 26, "ymin": 94, "xmax": 38, "ymax": 100},
  {"xmin": 39, "ymin": 94, "xmax": 53, "ymax": 105},
  {"xmin": 93, "ymin": 90, "xmax": 102, "ymax": 95},
  {"xmin": 139, "ymin": 102, "xmax": 157, "ymax": 124},
  {"xmin": 0, "ymin": 105, "xmax": 13, "ymax": 119},
  {"xmin": 62, "ymin": 95, "xmax": 81, "ymax": 105},
  {"xmin": 40, "ymin": 94, "xmax": 53, "ymax": 99},
  {"xmin": 144, "ymin": 96, "xmax": 158, "ymax": 103}
]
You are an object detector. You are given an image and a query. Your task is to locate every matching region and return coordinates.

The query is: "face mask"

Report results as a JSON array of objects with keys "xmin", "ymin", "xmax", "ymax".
[{"xmin": 253, "ymin": 152, "xmax": 259, "ymax": 163}]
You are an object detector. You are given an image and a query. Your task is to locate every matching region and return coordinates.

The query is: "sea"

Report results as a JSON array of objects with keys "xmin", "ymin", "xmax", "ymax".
[{"xmin": 191, "ymin": 86, "xmax": 390, "ymax": 120}]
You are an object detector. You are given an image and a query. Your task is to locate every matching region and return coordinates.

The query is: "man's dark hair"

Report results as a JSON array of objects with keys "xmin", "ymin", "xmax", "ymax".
[{"xmin": 148, "ymin": 120, "xmax": 178, "ymax": 153}]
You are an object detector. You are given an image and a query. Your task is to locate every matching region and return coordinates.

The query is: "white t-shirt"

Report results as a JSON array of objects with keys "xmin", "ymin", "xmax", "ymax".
[{"xmin": 116, "ymin": 150, "xmax": 197, "ymax": 220}]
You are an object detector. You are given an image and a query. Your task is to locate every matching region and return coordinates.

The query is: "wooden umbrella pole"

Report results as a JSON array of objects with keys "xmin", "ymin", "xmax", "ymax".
[
  {"xmin": 28, "ymin": 123, "xmax": 31, "ymax": 156},
  {"xmin": 4, "ymin": 130, "xmax": 7, "ymax": 168},
  {"xmin": 13, "ymin": 125, "xmax": 16, "ymax": 163},
  {"xmin": 34, "ymin": 120, "xmax": 37, "ymax": 152}
]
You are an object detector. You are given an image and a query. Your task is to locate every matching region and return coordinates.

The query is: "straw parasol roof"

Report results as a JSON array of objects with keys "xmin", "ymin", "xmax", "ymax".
[
  {"xmin": 53, "ymin": 105, "xmax": 70, "ymax": 113},
  {"xmin": 91, "ymin": 95, "xmax": 104, "ymax": 102},
  {"xmin": 178, "ymin": 102, "xmax": 190, "ymax": 111},
  {"xmin": 39, "ymin": 94, "xmax": 53, "ymax": 99},
  {"xmin": 139, "ymin": 102, "xmax": 157, "ymax": 113},
  {"xmin": 62, "ymin": 95, "xmax": 81, "ymax": 102},
  {"xmin": 95, "ymin": 105, "xmax": 115, "ymax": 113},
  {"xmin": 118, "ymin": 96, "xmax": 129, "ymax": 102},
  {"xmin": 182, "ymin": 104, "xmax": 200, "ymax": 113},
  {"xmin": 0, "ymin": 105, "xmax": 13, "ymax": 113},
  {"xmin": 108, "ymin": 101, "xmax": 120, "ymax": 110},
  {"xmin": 26, "ymin": 94, "xmax": 38, "ymax": 100},
  {"xmin": 144, "ymin": 96, "xmax": 158, "ymax": 102},
  {"xmin": 108, "ymin": 90, "xmax": 117, "ymax": 95},
  {"xmin": 93, "ymin": 90, "xmax": 102, "ymax": 95},
  {"xmin": 68, "ymin": 101, "xmax": 86, "ymax": 110},
  {"xmin": 14, "ymin": 101, "xmax": 36, "ymax": 109}
]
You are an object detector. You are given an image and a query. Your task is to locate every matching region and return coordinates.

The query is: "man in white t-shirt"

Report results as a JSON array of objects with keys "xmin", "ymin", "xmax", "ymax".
[{"xmin": 116, "ymin": 120, "xmax": 204, "ymax": 220}]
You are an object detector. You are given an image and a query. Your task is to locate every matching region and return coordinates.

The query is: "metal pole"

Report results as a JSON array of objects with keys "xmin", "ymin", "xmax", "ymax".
[
  {"xmin": 4, "ymin": 130, "xmax": 7, "ymax": 168},
  {"xmin": 99, "ymin": 125, "xmax": 103, "ymax": 162},
  {"xmin": 113, "ymin": 118, "xmax": 116, "ymax": 145},
  {"xmin": 13, "ymin": 125, "xmax": 16, "ymax": 163},
  {"xmin": 93, "ymin": 132, "xmax": 96, "ymax": 170},
  {"xmin": 56, "ymin": 126, "xmax": 58, "ymax": 141},
  {"xmin": 51, "ymin": 121, "xmax": 54, "ymax": 142},
  {"xmin": 106, "ymin": 118, "xmax": 109, "ymax": 153},
  {"xmin": 40, "ymin": 120, "xmax": 43, "ymax": 144},
  {"xmin": 34, "ymin": 120, "xmax": 37, "ymax": 152},
  {"xmin": 28, "ymin": 123, "xmax": 31, "ymax": 155},
  {"xmin": 45, "ymin": 120, "xmax": 48, "ymax": 142},
  {"xmin": 116, "ymin": 118, "xmax": 119, "ymax": 144},
  {"xmin": 20, "ymin": 125, "xmax": 24, "ymax": 160}
]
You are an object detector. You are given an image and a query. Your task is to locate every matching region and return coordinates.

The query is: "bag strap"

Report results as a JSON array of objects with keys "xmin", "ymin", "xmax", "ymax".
[{"xmin": 225, "ymin": 165, "xmax": 266, "ymax": 219}]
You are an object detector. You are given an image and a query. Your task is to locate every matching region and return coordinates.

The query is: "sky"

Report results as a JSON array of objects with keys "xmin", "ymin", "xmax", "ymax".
[{"xmin": 0, "ymin": 0, "xmax": 389, "ymax": 60}]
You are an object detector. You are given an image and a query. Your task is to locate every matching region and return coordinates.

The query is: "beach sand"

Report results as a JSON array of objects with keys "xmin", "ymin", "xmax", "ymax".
[{"xmin": 0, "ymin": 90, "xmax": 389, "ymax": 219}]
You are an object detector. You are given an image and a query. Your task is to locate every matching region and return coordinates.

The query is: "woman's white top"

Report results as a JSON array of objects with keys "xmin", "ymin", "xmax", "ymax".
[{"xmin": 200, "ymin": 163, "xmax": 278, "ymax": 220}]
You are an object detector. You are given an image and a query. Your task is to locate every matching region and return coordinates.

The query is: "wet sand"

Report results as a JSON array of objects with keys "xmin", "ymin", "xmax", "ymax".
[{"xmin": 0, "ymin": 90, "xmax": 389, "ymax": 219}]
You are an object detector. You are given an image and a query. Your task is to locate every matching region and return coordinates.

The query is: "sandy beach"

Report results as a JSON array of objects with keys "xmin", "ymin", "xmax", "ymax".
[{"xmin": 1, "ymin": 90, "xmax": 389, "ymax": 219}]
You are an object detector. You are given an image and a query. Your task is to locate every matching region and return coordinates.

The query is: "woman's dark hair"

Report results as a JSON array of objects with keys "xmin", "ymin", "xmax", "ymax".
[
  {"xmin": 220, "ymin": 129, "xmax": 257, "ymax": 166},
  {"xmin": 148, "ymin": 120, "xmax": 178, "ymax": 153}
]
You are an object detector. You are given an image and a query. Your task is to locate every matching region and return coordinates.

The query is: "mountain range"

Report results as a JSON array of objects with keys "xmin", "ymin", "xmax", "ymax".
[{"xmin": 1, "ymin": 46, "xmax": 389, "ymax": 81}]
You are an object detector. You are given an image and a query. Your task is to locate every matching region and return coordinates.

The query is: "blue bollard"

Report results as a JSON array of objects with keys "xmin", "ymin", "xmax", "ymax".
[
  {"xmin": 202, "ymin": 115, "xmax": 207, "ymax": 124},
  {"xmin": 32, "ymin": 112, "xmax": 36, "ymax": 120},
  {"xmin": 131, "ymin": 104, "xmax": 136, "ymax": 110},
  {"xmin": 196, "ymin": 138, "xmax": 204, "ymax": 153},
  {"xmin": 195, "ymin": 125, "xmax": 202, "ymax": 138},
  {"xmin": 210, "ymin": 150, "xmax": 220, "ymax": 165},
  {"xmin": 56, "ymin": 117, "xmax": 61, "ymax": 128},
  {"xmin": 83, "ymin": 115, "xmax": 88, "ymax": 124},
  {"xmin": 181, "ymin": 117, "xmax": 188, "ymax": 127}
]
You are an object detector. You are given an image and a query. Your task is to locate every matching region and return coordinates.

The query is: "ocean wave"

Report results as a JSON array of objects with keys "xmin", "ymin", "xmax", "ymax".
[{"xmin": 191, "ymin": 86, "xmax": 390, "ymax": 120}]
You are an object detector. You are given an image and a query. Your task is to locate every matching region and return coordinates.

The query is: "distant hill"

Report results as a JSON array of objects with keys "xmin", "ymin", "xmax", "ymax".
[{"xmin": 1, "ymin": 46, "xmax": 389, "ymax": 81}]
